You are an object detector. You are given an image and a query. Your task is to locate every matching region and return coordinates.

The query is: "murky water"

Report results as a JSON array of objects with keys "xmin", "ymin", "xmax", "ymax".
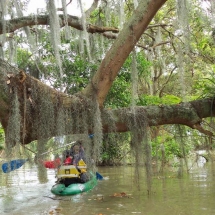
[{"xmin": 1, "ymin": 161, "xmax": 215, "ymax": 215}]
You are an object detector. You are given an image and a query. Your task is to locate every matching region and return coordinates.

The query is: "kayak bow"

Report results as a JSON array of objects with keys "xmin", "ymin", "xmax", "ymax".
[{"xmin": 51, "ymin": 173, "xmax": 97, "ymax": 196}]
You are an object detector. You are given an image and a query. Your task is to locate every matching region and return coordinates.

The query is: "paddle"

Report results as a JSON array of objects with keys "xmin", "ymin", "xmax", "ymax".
[
  {"xmin": 2, "ymin": 159, "xmax": 28, "ymax": 173},
  {"xmin": 2, "ymin": 158, "xmax": 104, "ymax": 180},
  {"xmin": 2, "ymin": 141, "xmax": 104, "ymax": 179},
  {"xmin": 96, "ymin": 171, "xmax": 103, "ymax": 180}
]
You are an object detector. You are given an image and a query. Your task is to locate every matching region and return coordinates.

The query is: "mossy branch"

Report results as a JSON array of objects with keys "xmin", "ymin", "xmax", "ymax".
[{"xmin": 0, "ymin": 59, "xmax": 214, "ymax": 145}]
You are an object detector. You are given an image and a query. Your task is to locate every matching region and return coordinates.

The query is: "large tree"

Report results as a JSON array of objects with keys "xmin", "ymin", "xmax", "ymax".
[{"xmin": 0, "ymin": 0, "xmax": 214, "ymax": 152}]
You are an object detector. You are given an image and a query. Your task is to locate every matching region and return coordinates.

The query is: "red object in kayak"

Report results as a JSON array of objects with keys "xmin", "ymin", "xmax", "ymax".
[
  {"xmin": 63, "ymin": 156, "xmax": 72, "ymax": 165},
  {"xmin": 43, "ymin": 158, "xmax": 61, "ymax": 169}
]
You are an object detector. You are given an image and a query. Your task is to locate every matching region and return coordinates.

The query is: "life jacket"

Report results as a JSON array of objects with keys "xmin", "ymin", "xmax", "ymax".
[
  {"xmin": 63, "ymin": 156, "xmax": 72, "ymax": 165},
  {"xmin": 57, "ymin": 159, "xmax": 87, "ymax": 179}
]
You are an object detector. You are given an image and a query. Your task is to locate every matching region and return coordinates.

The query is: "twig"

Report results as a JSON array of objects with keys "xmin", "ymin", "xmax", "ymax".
[
  {"xmin": 40, "ymin": 141, "xmax": 76, "ymax": 155},
  {"xmin": 43, "ymin": 195, "xmax": 70, "ymax": 201}
]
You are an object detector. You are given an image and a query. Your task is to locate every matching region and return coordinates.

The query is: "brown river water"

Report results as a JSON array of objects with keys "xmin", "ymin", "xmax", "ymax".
[{"xmin": 1, "ymin": 158, "xmax": 215, "ymax": 215}]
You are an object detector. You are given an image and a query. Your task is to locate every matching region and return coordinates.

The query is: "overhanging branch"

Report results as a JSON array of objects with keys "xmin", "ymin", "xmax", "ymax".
[
  {"xmin": 0, "ymin": 59, "xmax": 214, "ymax": 145},
  {"xmin": 0, "ymin": 14, "xmax": 119, "ymax": 35}
]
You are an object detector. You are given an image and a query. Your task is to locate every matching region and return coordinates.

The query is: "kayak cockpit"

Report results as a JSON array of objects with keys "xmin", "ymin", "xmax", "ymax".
[{"xmin": 56, "ymin": 159, "xmax": 89, "ymax": 186}]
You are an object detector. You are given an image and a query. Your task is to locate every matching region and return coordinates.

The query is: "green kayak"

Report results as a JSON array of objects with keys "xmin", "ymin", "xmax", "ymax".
[{"xmin": 51, "ymin": 173, "xmax": 97, "ymax": 196}]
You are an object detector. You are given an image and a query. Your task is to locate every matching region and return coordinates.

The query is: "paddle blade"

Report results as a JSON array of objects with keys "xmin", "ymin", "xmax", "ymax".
[
  {"xmin": 2, "ymin": 159, "xmax": 27, "ymax": 173},
  {"xmin": 96, "ymin": 172, "xmax": 103, "ymax": 180}
]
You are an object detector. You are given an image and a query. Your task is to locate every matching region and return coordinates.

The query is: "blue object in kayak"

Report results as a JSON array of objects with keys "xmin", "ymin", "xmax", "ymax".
[
  {"xmin": 2, "ymin": 159, "xmax": 27, "ymax": 173},
  {"xmin": 89, "ymin": 134, "xmax": 94, "ymax": 138}
]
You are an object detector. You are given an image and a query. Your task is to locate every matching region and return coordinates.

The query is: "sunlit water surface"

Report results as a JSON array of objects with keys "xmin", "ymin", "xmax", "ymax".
[{"xmin": 1, "ymin": 161, "xmax": 215, "ymax": 215}]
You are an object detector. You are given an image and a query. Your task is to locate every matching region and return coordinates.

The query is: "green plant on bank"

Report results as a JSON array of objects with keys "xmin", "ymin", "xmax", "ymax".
[
  {"xmin": 151, "ymin": 133, "xmax": 192, "ymax": 163},
  {"xmin": 193, "ymin": 69, "xmax": 215, "ymax": 98},
  {"xmin": 100, "ymin": 133, "xmax": 131, "ymax": 165},
  {"xmin": 137, "ymin": 94, "xmax": 182, "ymax": 106}
]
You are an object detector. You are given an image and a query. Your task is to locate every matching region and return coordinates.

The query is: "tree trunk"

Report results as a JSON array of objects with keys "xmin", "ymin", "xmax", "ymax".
[{"xmin": 83, "ymin": 0, "xmax": 167, "ymax": 107}]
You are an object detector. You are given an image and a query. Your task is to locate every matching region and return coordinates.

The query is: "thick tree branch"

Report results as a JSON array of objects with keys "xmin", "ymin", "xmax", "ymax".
[
  {"xmin": 0, "ymin": 60, "xmax": 214, "ymax": 145},
  {"xmin": 0, "ymin": 14, "xmax": 118, "ymax": 35}
]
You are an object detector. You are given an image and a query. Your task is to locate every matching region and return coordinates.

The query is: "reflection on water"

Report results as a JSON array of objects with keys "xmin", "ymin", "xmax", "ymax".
[{"xmin": 1, "ymin": 161, "xmax": 215, "ymax": 215}]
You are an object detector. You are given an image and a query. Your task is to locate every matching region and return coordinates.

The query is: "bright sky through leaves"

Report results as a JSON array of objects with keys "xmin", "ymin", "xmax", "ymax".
[{"xmin": 27, "ymin": 0, "xmax": 94, "ymax": 16}]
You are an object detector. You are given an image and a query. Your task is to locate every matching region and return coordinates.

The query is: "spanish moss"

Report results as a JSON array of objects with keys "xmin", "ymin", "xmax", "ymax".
[
  {"xmin": 119, "ymin": 0, "xmax": 125, "ymax": 29},
  {"xmin": 61, "ymin": 0, "xmax": 71, "ymax": 40},
  {"xmin": 78, "ymin": 0, "xmax": 92, "ymax": 61},
  {"xmin": 5, "ymin": 90, "xmax": 21, "ymax": 151},
  {"xmin": 176, "ymin": 0, "xmax": 190, "ymax": 53},
  {"xmin": 0, "ymin": 0, "xmax": 8, "ymax": 54},
  {"xmin": 131, "ymin": 50, "xmax": 138, "ymax": 106},
  {"xmin": 47, "ymin": 0, "xmax": 63, "ymax": 77}
]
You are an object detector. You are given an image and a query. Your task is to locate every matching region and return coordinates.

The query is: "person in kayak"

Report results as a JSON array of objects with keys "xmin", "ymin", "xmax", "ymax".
[
  {"xmin": 69, "ymin": 140, "xmax": 86, "ymax": 164},
  {"xmin": 57, "ymin": 140, "xmax": 89, "ymax": 186},
  {"xmin": 70, "ymin": 141, "xmax": 89, "ymax": 183}
]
